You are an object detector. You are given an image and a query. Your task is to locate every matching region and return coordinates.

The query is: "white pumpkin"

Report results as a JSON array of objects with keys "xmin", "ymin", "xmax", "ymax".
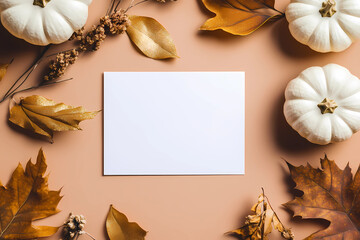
[
  {"xmin": 0, "ymin": 0, "xmax": 92, "ymax": 46},
  {"xmin": 284, "ymin": 64, "xmax": 360, "ymax": 145},
  {"xmin": 286, "ymin": 0, "xmax": 360, "ymax": 52}
]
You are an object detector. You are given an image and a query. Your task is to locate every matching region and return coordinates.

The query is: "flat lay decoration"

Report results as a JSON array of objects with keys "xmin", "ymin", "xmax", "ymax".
[
  {"xmin": 285, "ymin": 155, "xmax": 360, "ymax": 239},
  {"xmin": 9, "ymin": 95, "xmax": 98, "ymax": 142},
  {"xmin": 0, "ymin": 149, "xmax": 61, "ymax": 240},
  {"xmin": 284, "ymin": 64, "xmax": 360, "ymax": 145}
]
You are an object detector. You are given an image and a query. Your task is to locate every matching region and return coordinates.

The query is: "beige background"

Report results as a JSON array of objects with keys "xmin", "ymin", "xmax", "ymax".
[{"xmin": 0, "ymin": 0, "xmax": 359, "ymax": 239}]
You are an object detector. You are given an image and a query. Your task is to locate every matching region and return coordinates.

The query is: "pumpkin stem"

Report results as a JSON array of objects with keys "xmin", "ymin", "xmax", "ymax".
[
  {"xmin": 33, "ymin": 0, "xmax": 51, "ymax": 8},
  {"xmin": 319, "ymin": 0, "xmax": 337, "ymax": 17},
  {"xmin": 318, "ymin": 98, "xmax": 338, "ymax": 114}
]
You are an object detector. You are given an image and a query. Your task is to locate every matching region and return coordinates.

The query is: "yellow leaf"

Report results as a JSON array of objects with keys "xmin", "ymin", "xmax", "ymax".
[
  {"xmin": 0, "ymin": 149, "xmax": 61, "ymax": 239},
  {"xmin": 0, "ymin": 61, "xmax": 12, "ymax": 82},
  {"xmin": 200, "ymin": 0, "xmax": 283, "ymax": 35},
  {"xmin": 126, "ymin": 15, "xmax": 178, "ymax": 59},
  {"xmin": 9, "ymin": 95, "xmax": 98, "ymax": 142},
  {"xmin": 106, "ymin": 205, "xmax": 147, "ymax": 240}
]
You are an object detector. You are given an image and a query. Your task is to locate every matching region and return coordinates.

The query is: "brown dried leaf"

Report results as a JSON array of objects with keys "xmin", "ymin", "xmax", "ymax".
[
  {"xmin": 200, "ymin": 0, "xmax": 283, "ymax": 35},
  {"xmin": 9, "ymin": 95, "xmax": 98, "ymax": 142},
  {"xmin": 0, "ymin": 61, "xmax": 11, "ymax": 82},
  {"xmin": 0, "ymin": 148, "xmax": 61, "ymax": 239},
  {"xmin": 229, "ymin": 192, "xmax": 293, "ymax": 240},
  {"xmin": 284, "ymin": 155, "xmax": 360, "ymax": 239},
  {"xmin": 106, "ymin": 205, "xmax": 147, "ymax": 240},
  {"xmin": 126, "ymin": 15, "xmax": 178, "ymax": 59}
]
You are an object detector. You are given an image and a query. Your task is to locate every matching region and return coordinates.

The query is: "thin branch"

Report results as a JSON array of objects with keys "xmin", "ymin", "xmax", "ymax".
[
  {"xmin": 85, "ymin": 232, "xmax": 96, "ymax": 240},
  {"xmin": 114, "ymin": 0, "xmax": 123, "ymax": 12},
  {"xmin": 1, "ymin": 45, "xmax": 50, "ymax": 103},
  {"xmin": 9, "ymin": 78, "xmax": 73, "ymax": 98},
  {"xmin": 126, "ymin": 0, "xmax": 149, "ymax": 12}
]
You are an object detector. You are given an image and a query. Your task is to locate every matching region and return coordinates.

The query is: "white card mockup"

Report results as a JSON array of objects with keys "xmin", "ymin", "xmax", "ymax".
[{"xmin": 104, "ymin": 72, "xmax": 245, "ymax": 175}]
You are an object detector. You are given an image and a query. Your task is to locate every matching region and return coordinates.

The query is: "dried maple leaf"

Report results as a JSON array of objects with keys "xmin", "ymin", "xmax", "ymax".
[
  {"xmin": 9, "ymin": 95, "xmax": 98, "ymax": 142},
  {"xmin": 229, "ymin": 190, "xmax": 294, "ymax": 240},
  {"xmin": 106, "ymin": 205, "xmax": 147, "ymax": 240},
  {"xmin": 126, "ymin": 15, "xmax": 178, "ymax": 59},
  {"xmin": 200, "ymin": 0, "xmax": 284, "ymax": 35},
  {"xmin": 0, "ymin": 148, "xmax": 61, "ymax": 239},
  {"xmin": 284, "ymin": 155, "xmax": 360, "ymax": 239}
]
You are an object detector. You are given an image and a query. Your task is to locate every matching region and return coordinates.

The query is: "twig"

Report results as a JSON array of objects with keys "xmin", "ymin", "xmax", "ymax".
[
  {"xmin": 9, "ymin": 78, "xmax": 73, "ymax": 97},
  {"xmin": 85, "ymin": 232, "xmax": 96, "ymax": 240},
  {"xmin": 0, "ymin": 45, "xmax": 51, "ymax": 103},
  {"xmin": 126, "ymin": 0, "xmax": 149, "ymax": 12}
]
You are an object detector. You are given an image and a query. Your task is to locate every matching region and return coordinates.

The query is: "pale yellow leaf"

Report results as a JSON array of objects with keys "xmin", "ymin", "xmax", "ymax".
[
  {"xmin": 9, "ymin": 95, "xmax": 98, "ymax": 142},
  {"xmin": 126, "ymin": 15, "xmax": 178, "ymax": 59},
  {"xmin": 106, "ymin": 205, "xmax": 146, "ymax": 240}
]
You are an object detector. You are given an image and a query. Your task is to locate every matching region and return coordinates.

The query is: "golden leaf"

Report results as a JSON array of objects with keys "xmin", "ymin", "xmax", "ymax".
[
  {"xmin": 200, "ymin": 0, "xmax": 283, "ymax": 35},
  {"xmin": 9, "ymin": 95, "xmax": 98, "ymax": 142},
  {"xmin": 0, "ymin": 148, "xmax": 61, "ymax": 239},
  {"xmin": 229, "ymin": 191, "xmax": 293, "ymax": 240},
  {"xmin": 0, "ymin": 61, "xmax": 12, "ymax": 82},
  {"xmin": 106, "ymin": 205, "xmax": 147, "ymax": 240},
  {"xmin": 284, "ymin": 155, "xmax": 360, "ymax": 239},
  {"xmin": 126, "ymin": 15, "xmax": 178, "ymax": 59}
]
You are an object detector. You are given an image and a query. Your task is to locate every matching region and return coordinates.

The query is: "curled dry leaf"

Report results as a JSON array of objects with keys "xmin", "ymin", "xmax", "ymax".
[
  {"xmin": 9, "ymin": 95, "xmax": 98, "ymax": 142},
  {"xmin": 200, "ymin": 0, "xmax": 284, "ymax": 35},
  {"xmin": 106, "ymin": 205, "xmax": 147, "ymax": 240},
  {"xmin": 284, "ymin": 155, "xmax": 360, "ymax": 239},
  {"xmin": 126, "ymin": 15, "xmax": 178, "ymax": 59},
  {"xmin": 0, "ymin": 61, "xmax": 11, "ymax": 82},
  {"xmin": 0, "ymin": 148, "xmax": 61, "ymax": 239},
  {"xmin": 229, "ymin": 191, "xmax": 294, "ymax": 240}
]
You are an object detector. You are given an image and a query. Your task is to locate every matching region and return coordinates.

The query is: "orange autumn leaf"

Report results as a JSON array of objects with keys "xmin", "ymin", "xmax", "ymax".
[
  {"xmin": 200, "ymin": 0, "xmax": 284, "ymax": 35},
  {"xmin": 9, "ymin": 95, "xmax": 98, "ymax": 142},
  {"xmin": 0, "ymin": 149, "xmax": 61, "ymax": 239},
  {"xmin": 284, "ymin": 155, "xmax": 360, "ymax": 239},
  {"xmin": 106, "ymin": 205, "xmax": 147, "ymax": 240}
]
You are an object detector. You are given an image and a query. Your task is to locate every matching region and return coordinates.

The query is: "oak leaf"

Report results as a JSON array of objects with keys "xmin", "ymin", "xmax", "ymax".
[
  {"xmin": 284, "ymin": 155, "xmax": 360, "ymax": 239},
  {"xmin": 126, "ymin": 15, "xmax": 178, "ymax": 59},
  {"xmin": 9, "ymin": 95, "xmax": 98, "ymax": 142},
  {"xmin": 200, "ymin": 0, "xmax": 283, "ymax": 35},
  {"xmin": 0, "ymin": 148, "xmax": 61, "ymax": 239},
  {"xmin": 106, "ymin": 205, "xmax": 147, "ymax": 240},
  {"xmin": 229, "ymin": 191, "xmax": 294, "ymax": 240}
]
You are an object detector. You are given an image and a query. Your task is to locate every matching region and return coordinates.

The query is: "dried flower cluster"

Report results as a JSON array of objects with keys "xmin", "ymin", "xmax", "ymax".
[
  {"xmin": 61, "ymin": 213, "xmax": 86, "ymax": 240},
  {"xmin": 44, "ymin": 49, "xmax": 79, "ymax": 81},
  {"xmin": 44, "ymin": 10, "xmax": 130, "ymax": 81}
]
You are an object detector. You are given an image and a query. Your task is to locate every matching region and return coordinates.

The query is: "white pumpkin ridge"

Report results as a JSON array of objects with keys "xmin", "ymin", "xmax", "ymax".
[
  {"xmin": 286, "ymin": 0, "xmax": 360, "ymax": 52},
  {"xmin": 0, "ymin": 0, "xmax": 92, "ymax": 46},
  {"xmin": 284, "ymin": 64, "xmax": 360, "ymax": 145}
]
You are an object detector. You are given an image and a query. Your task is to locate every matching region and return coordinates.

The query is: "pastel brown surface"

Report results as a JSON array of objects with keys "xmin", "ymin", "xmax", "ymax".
[{"xmin": 285, "ymin": 156, "xmax": 360, "ymax": 239}]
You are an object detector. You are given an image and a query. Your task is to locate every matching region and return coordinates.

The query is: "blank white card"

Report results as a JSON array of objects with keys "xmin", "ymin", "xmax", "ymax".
[{"xmin": 104, "ymin": 72, "xmax": 245, "ymax": 175}]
